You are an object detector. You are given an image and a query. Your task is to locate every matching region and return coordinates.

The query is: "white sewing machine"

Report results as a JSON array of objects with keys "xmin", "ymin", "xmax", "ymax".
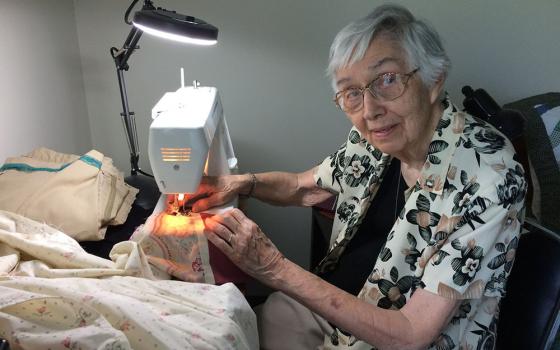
[{"xmin": 148, "ymin": 75, "xmax": 238, "ymax": 215}]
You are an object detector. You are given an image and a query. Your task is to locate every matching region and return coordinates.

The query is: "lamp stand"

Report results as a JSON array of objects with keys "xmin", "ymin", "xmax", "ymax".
[
  {"xmin": 110, "ymin": 25, "xmax": 146, "ymax": 177},
  {"xmin": 110, "ymin": 1, "xmax": 159, "ymax": 211}
]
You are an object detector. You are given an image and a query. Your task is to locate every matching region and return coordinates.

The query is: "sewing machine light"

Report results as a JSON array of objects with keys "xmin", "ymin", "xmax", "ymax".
[
  {"xmin": 177, "ymin": 193, "xmax": 186, "ymax": 207},
  {"xmin": 161, "ymin": 147, "xmax": 191, "ymax": 162}
]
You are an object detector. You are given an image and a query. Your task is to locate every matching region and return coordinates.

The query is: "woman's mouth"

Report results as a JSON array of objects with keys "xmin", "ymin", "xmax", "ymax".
[{"xmin": 370, "ymin": 124, "xmax": 397, "ymax": 138}]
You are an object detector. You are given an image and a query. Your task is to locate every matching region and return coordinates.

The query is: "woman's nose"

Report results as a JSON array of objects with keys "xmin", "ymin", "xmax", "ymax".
[{"xmin": 362, "ymin": 89, "xmax": 384, "ymax": 120}]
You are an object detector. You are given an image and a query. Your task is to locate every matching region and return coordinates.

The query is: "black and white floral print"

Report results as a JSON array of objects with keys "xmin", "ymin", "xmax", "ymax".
[
  {"xmin": 473, "ymin": 127, "xmax": 506, "ymax": 154},
  {"xmin": 406, "ymin": 194, "xmax": 441, "ymax": 245},
  {"xmin": 487, "ymin": 236, "xmax": 518, "ymax": 273},
  {"xmin": 452, "ymin": 170, "xmax": 481, "ymax": 214},
  {"xmin": 496, "ymin": 165, "xmax": 526, "ymax": 209},
  {"xmin": 337, "ymin": 200, "xmax": 356, "ymax": 223},
  {"xmin": 435, "ymin": 117, "xmax": 451, "ymax": 137},
  {"xmin": 326, "ymin": 143, "xmax": 347, "ymax": 193},
  {"xmin": 430, "ymin": 334, "xmax": 455, "ymax": 350},
  {"xmin": 403, "ymin": 233, "xmax": 421, "ymax": 271},
  {"xmin": 472, "ymin": 317, "xmax": 498, "ymax": 350},
  {"xmin": 427, "ymin": 140, "xmax": 450, "ymax": 165},
  {"xmin": 344, "ymin": 154, "xmax": 373, "ymax": 187},
  {"xmin": 450, "ymin": 239, "xmax": 484, "ymax": 286},
  {"xmin": 484, "ymin": 271, "xmax": 508, "ymax": 296},
  {"xmin": 371, "ymin": 267, "xmax": 421, "ymax": 309},
  {"xmin": 313, "ymin": 98, "xmax": 526, "ymax": 350},
  {"xmin": 450, "ymin": 300, "xmax": 472, "ymax": 325},
  {"xmin": 336, "ymin": 197, "xmax": 360, "ymax": 229}
]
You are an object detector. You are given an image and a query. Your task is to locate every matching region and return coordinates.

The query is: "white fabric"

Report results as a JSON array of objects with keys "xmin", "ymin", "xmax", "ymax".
[
  {"xmin": 130, "ymin": 198, "xmax": 215, "ymax": 284},
  {"xmin": 0, "ymin": 210, "xmax": 258, "ymax": 349}
]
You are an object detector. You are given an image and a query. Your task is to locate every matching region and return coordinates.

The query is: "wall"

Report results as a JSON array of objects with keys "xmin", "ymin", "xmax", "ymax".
[
  {"xmin": 0, "ymin": 0, "xmax": 91, "ymax": 162},
  {"xmin": 73, "ymin": 0, "xmax": 560, "ymax": 269}
]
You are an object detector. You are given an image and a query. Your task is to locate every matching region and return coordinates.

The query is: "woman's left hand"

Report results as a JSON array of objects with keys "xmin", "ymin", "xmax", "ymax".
[{"xmin": 204, "ymin": 208, "xmax": 285, "ymax": 283}]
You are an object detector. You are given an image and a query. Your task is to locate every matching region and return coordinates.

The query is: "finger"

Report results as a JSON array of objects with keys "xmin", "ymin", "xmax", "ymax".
[
  {"xmin": 191, "ymin": 198, "xmax": 210, "ymax": 213},
  {"xmin": 205, "ymin": 229, "xmax": 234, "ymax": 254},
  {"xmin": 188, "ymin": 177, "xmax": 215, "ymax": 200},
  {"xmin": 229, "ymin": 208, "xmax": 260, "ymax": 233},
  {"xmin": 211, "ymin": 210, "xmax": 243, "ymax": 232},
  {"xmin": 205, "ymin": 216, "xmax": 233, "ymax": 244},
  {"xmin": 192, "ymin": 192, "xmax": 225, "ymax": 212},
  {"xmin": 228, "ymin": 208, "xmax": 248, "ymax": 223}
]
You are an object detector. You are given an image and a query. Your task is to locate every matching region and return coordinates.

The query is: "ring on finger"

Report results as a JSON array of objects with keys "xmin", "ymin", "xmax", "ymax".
[{"xmin": 228, "ymin": 233, "xmax": 233, "ymax": 244}]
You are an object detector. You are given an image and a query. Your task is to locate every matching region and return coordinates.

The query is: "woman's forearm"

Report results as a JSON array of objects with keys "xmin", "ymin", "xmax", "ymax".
[
  {"xmin": 268, "ymin": 259, "xmax": 427, "ymax": 350},
  {"xmin": 238, "ymin": 170, "xmax": 332, "ymax": 207}
]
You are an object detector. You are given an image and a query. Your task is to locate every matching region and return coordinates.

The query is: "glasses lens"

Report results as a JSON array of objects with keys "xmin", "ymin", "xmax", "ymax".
[
  {"xmin": 339, "ymin": 88, "xmax": 362, "ymax": 112},
  {"xmin": 371, "ymin": 73, "xmax": 405, "ymax": 101}
]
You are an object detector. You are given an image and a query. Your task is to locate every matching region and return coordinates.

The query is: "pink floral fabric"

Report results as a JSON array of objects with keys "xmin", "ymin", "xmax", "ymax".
[{"xmin": 0, "ymin": 210, "xmax": 258, "ymax": 349}]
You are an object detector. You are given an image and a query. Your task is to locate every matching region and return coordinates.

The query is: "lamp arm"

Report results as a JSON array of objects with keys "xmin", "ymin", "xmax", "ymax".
[{"xmin": 110, "ymin": 25, "xmax": 152, "ymax": 176}]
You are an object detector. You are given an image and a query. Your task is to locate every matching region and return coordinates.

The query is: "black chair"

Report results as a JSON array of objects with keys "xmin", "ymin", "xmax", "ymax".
[{"xmin": 497, "ymin": 220, "xmax": 560, "ymax": 350}]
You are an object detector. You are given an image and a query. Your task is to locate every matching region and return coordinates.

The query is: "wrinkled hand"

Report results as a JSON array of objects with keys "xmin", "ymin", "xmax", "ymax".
[
  {"xmin": 189, "ymin": 175, "xmax": 241, "ymax": 212},
  {"xmin": 204, "ymin": 208, "xmax": 285, "ymax": 283}
]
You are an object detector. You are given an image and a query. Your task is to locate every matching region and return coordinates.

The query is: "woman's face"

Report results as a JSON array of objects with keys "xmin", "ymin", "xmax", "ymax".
[{"xmin": 334, "ymin": 36, "xmax": 444, "ymax": 159}]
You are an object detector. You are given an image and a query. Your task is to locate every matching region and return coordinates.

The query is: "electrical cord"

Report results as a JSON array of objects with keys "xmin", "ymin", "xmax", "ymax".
[{"xmin": 124, "ymin": 0, "xmax": 140, "ymax": 25}]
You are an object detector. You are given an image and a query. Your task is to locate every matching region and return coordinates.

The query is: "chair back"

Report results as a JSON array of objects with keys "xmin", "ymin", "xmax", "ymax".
[{"xmin": 496, "ymin": 222, "xmax": 560, "ymax": 350}]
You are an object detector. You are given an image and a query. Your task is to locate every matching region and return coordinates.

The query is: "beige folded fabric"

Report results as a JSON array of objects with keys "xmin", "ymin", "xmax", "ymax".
[{"xmin": 0, "ymin": 147, "xmax": 138, "ymax": 241}]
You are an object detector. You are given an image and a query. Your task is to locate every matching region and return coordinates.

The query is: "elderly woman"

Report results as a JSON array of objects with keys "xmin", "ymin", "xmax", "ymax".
[{"xmin": 192, "ymin": 4, "xmax": 526, "ymax": 350}]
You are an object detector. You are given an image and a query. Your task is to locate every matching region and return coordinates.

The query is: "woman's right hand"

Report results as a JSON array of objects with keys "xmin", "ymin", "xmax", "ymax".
[{"xmin": 189, "ymin": 174, "xmax": 250, "ymax": 212}]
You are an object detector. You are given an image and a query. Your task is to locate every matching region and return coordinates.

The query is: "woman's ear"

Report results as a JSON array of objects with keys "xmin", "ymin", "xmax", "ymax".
[{"xmin": 429, "ymin": 74, "xmax": 446, "ymax": 104}]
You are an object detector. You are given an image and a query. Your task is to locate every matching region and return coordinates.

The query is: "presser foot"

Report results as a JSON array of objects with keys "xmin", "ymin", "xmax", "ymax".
[
  {"xmin": 165, "ymin": 204, "xmax": 192, "ymax": 216},
  {"xmin": 166, "ymin": 196, "xmax": 193, "ymax": 216}
]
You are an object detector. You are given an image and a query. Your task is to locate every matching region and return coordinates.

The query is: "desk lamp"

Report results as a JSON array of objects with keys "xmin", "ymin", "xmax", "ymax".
[{"xmin": 110, "ymin": 0, "xmax": 218, "ymax": 208}]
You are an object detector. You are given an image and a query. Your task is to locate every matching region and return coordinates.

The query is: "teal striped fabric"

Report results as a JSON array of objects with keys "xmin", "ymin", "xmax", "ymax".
[{"xmin": 0, "ymin": 155, "xmax": 101, "ymax": 173}]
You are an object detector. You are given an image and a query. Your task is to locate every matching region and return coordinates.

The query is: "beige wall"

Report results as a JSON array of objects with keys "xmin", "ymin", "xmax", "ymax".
[{"xmin": 0, "ymin": 0, "xmax": 91, "ymax": 162}]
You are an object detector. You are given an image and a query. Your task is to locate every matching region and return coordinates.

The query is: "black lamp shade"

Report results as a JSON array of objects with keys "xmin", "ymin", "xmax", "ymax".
[{"xmin": 133, "ymin": 9, "xmax": 218, "ymax": 45}]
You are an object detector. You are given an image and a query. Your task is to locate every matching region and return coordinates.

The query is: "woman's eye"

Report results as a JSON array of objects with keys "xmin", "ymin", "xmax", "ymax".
[
  {"xmin": 380, "ymin": 73, "xmax": 397, "ymax": 87},
  {"xmin": 344, "ymin": 89, "xmax": 362, "ymax": 100}
]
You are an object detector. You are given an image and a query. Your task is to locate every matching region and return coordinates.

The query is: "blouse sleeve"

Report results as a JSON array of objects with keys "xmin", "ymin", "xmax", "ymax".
[
  {"xmin": 421, "ymin": 183, "xmax": 525, "ymax": 300},
  {"xmin": 313, "ymin": 141, "xmax": 347, "ymax": 195}
]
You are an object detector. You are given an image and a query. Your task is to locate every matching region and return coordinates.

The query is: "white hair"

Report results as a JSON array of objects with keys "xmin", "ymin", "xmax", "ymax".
[{"xmin": 327, "ymin": 4, "xmax": 451, "ymax": 91}]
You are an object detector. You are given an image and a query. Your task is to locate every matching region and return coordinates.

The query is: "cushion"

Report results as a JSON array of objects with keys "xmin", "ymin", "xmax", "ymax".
[{"xmin": 504, "ymin": 93, "xmax": 560, "ymax": 232}]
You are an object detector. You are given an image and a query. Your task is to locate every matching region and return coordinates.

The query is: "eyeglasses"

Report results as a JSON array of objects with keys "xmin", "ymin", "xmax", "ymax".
[{"xmin": 333, "ymin": 68, "xmax": 420, "ymax": 113}]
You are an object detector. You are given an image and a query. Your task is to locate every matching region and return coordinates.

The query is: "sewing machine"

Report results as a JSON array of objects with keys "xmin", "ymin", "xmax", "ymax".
[
  {"xmin": 148, "ymin": 77, "xmax": 238, "ymax": 215},
  {"xmin": 146, "ymin": 76, "xmax": 249, "ymax": 286}
]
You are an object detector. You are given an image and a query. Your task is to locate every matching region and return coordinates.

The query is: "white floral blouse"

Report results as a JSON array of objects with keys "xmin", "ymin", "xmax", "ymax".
[{"xmin": 314, "ymin": 98, "xmax": 527, "ymax": 350}]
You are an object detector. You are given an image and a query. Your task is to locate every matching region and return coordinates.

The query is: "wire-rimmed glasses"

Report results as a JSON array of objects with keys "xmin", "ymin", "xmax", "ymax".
[{"xmin": 333, "ymin": 68, "xmax": 420, "ymax": 113}]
